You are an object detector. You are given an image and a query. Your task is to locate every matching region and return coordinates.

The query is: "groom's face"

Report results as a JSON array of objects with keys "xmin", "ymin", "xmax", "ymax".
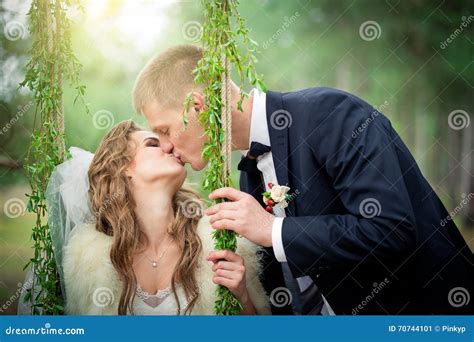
[{"xmin": 142, "ymin": 99, "xmax": 208, "ymax": 171}]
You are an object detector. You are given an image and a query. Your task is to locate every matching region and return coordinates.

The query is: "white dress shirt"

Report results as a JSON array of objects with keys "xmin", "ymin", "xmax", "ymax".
[
  {"xmin": 243, "ymin": 88, "xmax": 335, "ymax": 315},
  {"xmin": 245, "ymin": 88, "xmax": 287, "ymax": 262}
]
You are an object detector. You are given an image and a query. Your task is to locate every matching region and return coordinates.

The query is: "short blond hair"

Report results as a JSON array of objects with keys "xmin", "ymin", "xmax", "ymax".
[{"xmin": 132, "ymin": 44, "xmax": 203, "ymax": 114}]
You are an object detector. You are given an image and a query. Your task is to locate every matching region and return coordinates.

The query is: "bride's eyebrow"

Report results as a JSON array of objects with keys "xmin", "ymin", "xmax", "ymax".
[{"xmin": 142, "ymin": 136, "xmax": 160, "ymax": 144}]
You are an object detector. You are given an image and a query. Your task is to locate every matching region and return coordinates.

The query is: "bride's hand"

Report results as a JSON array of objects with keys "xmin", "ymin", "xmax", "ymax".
[{"xmin": 207, "ymin": 250, "xmax": 251, "ymax": 305}]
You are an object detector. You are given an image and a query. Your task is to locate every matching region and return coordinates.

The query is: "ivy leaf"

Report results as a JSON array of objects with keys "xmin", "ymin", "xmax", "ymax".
[{"xmin": 257, "ymin": 79, "xmax": 267, "ymax": 92}]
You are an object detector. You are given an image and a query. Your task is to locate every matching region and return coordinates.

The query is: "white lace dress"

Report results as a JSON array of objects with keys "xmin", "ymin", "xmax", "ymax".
[{"xmin": 132, "ymin": 284, "xmax": 189, "ymax": 315}]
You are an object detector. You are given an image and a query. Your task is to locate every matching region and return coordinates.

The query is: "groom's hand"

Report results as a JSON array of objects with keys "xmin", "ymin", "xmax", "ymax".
[{"xmin": 205, "ymin": 187, "xmax": 275, "ymax": 247}]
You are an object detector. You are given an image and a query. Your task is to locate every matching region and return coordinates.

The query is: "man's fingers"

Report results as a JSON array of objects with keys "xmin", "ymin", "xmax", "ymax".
[
  {"xmin": 208, "ymin": 210, "xmax": 238, "ymax": 224},
  {"xmin": 209, "ymin": 187, "xmax": 246, "ymax": 202},
  {"xmin": 210, "ymin": 219, "xmax": 239, "ymax": 232},
  {"xmin": 205, "ymin": 202, "xmax": 239, "ymax": 216}
]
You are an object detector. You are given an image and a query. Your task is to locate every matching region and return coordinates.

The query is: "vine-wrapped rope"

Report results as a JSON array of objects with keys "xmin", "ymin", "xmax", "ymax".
[
  {"xmin": 221, "ymin": 54, "xmax": 232, "ymax": 183},
  {"xmin": 46, "ymin": 0, "xmax": 65, "ymax": 158}
]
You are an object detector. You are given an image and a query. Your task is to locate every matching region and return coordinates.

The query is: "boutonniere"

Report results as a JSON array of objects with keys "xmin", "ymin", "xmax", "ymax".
[{"xmin": 262, "ymin": 182, "xmax": 291, "ymax": 213}]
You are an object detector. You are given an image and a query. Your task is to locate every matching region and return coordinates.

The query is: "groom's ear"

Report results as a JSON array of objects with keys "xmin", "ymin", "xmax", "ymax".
[{"xmin": 191, "ymin": 91, "xmax": 206, "ymax": 114}]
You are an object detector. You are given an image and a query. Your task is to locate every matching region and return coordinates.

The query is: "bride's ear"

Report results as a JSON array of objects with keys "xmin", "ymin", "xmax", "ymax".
[{"xmin": 124, "ymin": 166, "xmax": 133, "ymax": 179}]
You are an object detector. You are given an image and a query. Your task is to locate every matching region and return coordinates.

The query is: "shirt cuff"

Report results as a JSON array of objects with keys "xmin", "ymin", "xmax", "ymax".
[{"xmin": 271, "ymin": 217, "xmax": 287, "ymax": 262}]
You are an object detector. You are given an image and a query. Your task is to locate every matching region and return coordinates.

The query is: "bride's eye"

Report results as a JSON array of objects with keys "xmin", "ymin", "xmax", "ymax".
[{"xmin": 145, "ymin": 139, "xmax": 160, "ymax": 147}]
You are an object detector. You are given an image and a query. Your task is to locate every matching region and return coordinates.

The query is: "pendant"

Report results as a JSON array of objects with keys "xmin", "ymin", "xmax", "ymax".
[{"xmin": 152, "ymin": 261, "xmax": 157, "ymax": 268}]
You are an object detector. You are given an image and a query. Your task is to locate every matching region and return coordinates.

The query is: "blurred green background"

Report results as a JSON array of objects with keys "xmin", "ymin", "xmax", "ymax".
[{"xmin": 0, "ymin": 0, "xmax": 472, "ymax": 314}]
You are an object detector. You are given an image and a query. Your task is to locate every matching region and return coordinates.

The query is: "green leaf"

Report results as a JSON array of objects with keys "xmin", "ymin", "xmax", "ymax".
[{"xmin": 257, "ymin": 79, "xmax": 267, "ymax": 92}]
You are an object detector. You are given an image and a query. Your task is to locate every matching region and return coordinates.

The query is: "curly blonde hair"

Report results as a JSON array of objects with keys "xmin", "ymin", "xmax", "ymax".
[{"xmin": 88, "ymin": 119, "xmax": 202, "ymax": 315}]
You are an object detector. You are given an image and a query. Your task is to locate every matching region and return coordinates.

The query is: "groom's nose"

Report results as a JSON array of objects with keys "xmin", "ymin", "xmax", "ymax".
[{"xmin": 159, "ymin": 140, "xmax": 174, "ymax": 154}]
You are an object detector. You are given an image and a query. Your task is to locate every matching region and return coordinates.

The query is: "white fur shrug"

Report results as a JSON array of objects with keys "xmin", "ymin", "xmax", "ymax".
[{"xmin": 62, "ymin": 215, "xmax": 271, "ymax": 315}]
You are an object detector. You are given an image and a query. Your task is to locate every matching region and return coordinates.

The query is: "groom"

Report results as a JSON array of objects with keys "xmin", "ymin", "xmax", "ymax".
[{"xmin": 132, "ymin": 44, "xmax": 473, "ymax": 315}]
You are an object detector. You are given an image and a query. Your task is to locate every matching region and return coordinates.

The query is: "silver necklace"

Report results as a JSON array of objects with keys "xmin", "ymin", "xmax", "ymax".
[{"xmin": 144, "ymin": 238, "xmax": 173, "ymax": 268}]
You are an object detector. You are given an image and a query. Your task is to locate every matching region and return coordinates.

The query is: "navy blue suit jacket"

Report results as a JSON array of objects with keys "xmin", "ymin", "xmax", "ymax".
[{"xmin": 240, "ymin": 87, "xmax": 473, "ymax": 315}]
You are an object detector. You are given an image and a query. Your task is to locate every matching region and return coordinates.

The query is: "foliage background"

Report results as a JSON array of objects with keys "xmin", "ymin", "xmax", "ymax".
[{"xmin": 0, "ymin": 0, "xmax": 472, "ymax": 314}]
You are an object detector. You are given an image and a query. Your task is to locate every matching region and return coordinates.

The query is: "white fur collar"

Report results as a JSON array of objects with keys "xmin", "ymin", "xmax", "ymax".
[{"xmin": 62, "ymin": 216, "xmax": 270, "ymax": 315}]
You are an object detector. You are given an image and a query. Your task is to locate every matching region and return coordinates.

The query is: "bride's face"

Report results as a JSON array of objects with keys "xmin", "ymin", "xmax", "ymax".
[{"xmin": 125, "ymin": 130, "xmax": 186, "ymax": 189}]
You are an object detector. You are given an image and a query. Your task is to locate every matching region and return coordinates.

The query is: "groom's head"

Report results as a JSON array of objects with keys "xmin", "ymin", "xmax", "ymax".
[{"xmin": 133, "ymin": 45, "xmax": 208, "ymax": 171}]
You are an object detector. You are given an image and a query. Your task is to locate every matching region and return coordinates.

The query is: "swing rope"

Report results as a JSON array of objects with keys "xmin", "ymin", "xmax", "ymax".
[
  {"xmin": 22, "ymin": 0, "xmax": 88, "ymax": 314},
  {"xmin": 207, "ymin": 0, "xmax": 265, "ymax": 313},
  {"xmin": 221, "ymin": 54, "xmax": 232, "ymax": 183}
]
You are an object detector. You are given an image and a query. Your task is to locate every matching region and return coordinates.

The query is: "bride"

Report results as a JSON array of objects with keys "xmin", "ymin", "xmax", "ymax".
[{"xmin": 49, "ymin": 119, "xmax": 269, "ymax": 315}]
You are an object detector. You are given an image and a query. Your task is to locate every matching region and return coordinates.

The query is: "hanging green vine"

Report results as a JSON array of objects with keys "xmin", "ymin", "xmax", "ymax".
[
  {"xmin": 20, "ymin": 0, "xmax": 87, "ymax": 314},
  {"xmin": 186, "ymin": 0, "xmax": 266, "ymax": 315}
]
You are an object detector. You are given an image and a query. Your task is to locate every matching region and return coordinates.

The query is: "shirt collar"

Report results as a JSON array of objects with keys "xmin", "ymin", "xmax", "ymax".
[{"xmin": 241, "ymin": 88, "xmax": 269, "ymax": 155}]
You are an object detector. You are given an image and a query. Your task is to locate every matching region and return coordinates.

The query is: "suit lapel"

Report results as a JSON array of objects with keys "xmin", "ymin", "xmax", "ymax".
[
  {"xmin": 265, "ymin": 91, "xmax": 296, "ymax": 216},
  {"xmin": 239, "ymin": 161, "xmax": 266, "ymax": 208}
]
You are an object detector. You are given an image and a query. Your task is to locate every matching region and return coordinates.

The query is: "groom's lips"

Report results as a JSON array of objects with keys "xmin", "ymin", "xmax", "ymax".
[{"xmin": 172, "ymin": 155, "xmax": 185, "ymax": 166}]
